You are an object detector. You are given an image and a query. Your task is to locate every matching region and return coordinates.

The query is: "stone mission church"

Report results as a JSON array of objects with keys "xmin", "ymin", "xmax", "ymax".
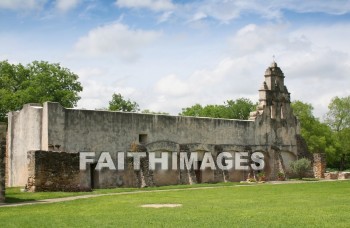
[{"xmin": 0, "ymin": 62, "xmax": 322, "ymax": 197}]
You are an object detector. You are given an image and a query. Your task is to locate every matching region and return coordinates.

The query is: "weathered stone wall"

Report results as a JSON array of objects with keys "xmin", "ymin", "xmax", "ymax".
[
  {"xmin": 7, "ymin": 62, "xmax": 303, "ymax": 189},
  {"xmin": 338, "ymin": 172, "xmax": 350, "ymax": 180},
  {"xmin": 25, "ymin": 143, "xmax": 268, "ymax": 190},
  {"xmin": 8, "ymin": 101, "xmax": 301, "ymax": 187},
  {"xmin": 313, "ymin": 153, "xmax": 326, "ymax": 178},
  {"xmin": 324, "ymin": 172, "xmax": 339, "ymax": 180},
  {"xmin": 8, "ymin": 102, "xmax": 260, "ymax": 186},
  {"xmin": 7, "ymin": 104, "xmax": 43, "ymax": 186},
  {"xmin": 325, "ymin": 172, "xmax": 350, "ymax": 180},
  {"xmin": 26, "ymin": 151, "xmax": 90, "ymax": 192},
  {"xmin": 44, "ymin": 102, "xmax": 257, "ymax": 154}
]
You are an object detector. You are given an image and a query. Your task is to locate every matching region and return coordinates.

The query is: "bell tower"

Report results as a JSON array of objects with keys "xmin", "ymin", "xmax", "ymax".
[{"xmin": 249, "ymin": 61, "xmax": 291, "ymax": 120}]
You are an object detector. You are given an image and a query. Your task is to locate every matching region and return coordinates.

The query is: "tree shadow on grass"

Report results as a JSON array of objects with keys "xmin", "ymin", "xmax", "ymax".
[{"xmin": 5, "ymin": 197, "xmax": 38, "ymax": 203}]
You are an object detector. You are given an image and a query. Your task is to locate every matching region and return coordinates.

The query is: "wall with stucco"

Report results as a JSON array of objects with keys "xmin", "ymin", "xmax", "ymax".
[
  {"xmin": 6, "ymin": 63, "xmax": 305, "ymax": 189},
  {"xmin": 7, "ymin": 104, "xmax": 43, "ymax": 187},
  {"xmin": 7, "ymin": 100, "xmax": 300, "ymax": 187},
  {"xmin": 44, "ymin": 102, "xmax": 256, "ymax": 154}
]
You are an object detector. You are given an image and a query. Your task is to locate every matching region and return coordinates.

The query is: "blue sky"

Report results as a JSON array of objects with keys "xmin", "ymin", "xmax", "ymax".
[{"xmin": 1, "ymin": 0, "xmax": 350, "ymax": 118}]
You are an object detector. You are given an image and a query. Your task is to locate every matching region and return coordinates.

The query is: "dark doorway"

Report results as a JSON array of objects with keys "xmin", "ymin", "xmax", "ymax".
[
  {"xmin": 90, "ymin": 163, "xmax": 99, "ymax": 189},
  {"xmin": 195, "ymin": 161, "xmax": 202, "ymax": 183}
]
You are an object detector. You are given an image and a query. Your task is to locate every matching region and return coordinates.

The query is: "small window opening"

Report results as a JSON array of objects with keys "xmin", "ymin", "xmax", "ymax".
[
  {"xmin": 271, "ymin": 105, "xmax": 276, "ymax": 119},
  {"xmin": 281, "ymin": 104, "xmax": 285, "ymax": 119},
  {"xmin": 139, "ymin": 134, "xmax": 148, "ymax": 144}
]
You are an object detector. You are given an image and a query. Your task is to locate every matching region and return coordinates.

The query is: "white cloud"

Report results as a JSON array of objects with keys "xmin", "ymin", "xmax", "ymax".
[
  {"xmin": 0, "ymin": 0, "xmax": 78, "ymax": 12},
  {"xmin": 229, "ymin": 23, "xmax": 312, "ymax": 55},
  {"xmin": 145, "ymin": 22, "xmax": 350, "ymax": 117},
  {"xmin": 169, "ymin": 0, "xmax": 350, "ymax": 24},
  {"xmin": 76, "ymin": 67, "xmax": 137, "ymax": 109},
  {"xmin": 194, "ymin": 1, "xmax": 242, "ymax": 23},
  {"xmin": 0, "ymin": 0, "xmax": 46, "ymax": 10},
  {"xmin": 72, "ymin": 21, "xmax": 350, "ymax": 117},
  {"xmin": 279, "ymin": 0, "xmax": 350, "ymax": 15},
  {"xmin": 73, "ymin": 22, "xmax": 162, "ymax": 62},
  {"xmin": 116, "ymin": 0, "xmax": 175, "ymax": 12},
  {"xmin": 71, "ymin": 21, "xmax": 350, "ymax": 118},
  {"xmin": 2, "ymin": 0, "xmax": 349, "ymax": 120},
  {"xmin": 150, "ymin": 56, "xmax": 261, "ymax": 113},
  {"xmin": 157, "ymin": 11, "xmax": 173, "ymax": 23},
  {"xmin": 190, "ymin": 12, "xmax": 207, "ymax": 22},
  {"xmin": 230, "ymin": 22, "xmax": 350, "ymax": 118},
  {"xmin": 285, "ymin": 49, "xmax": 349, "ymax": 80},
  {"xmin": 281, "ymin": 46, "xmax": 350, "ymax": 118},
  {"xmin": 55, "ymin": 0, "xmax": 80, "ymax": 12},
  {"xmin": 155, "ymin": 74, "xmax": 190, "ymax": 96},
  {"xmin": 291, "ymin": 24, "xmax": 350, "ymax": 54}
]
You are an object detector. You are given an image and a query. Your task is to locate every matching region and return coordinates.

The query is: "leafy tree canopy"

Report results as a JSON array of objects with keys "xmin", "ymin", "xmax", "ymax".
[
  {"xmin": 291, "ymin": 100, "xmax": 338, "ymax": 155},
  {"xmin": 325, "ymin": 96, "xmax": 350, "ymax": 170},
  {"xmin": 0, "ymin": 60, "xmax": 83, "ymax": 121},
  {"xmin": 291, "ymin": 100, "xmax": 350, "ymax": 169},
  {"xmin": 108, "ymin": 93, "xmax": 139, "ymax": 112},
  {"xmin": 180, "ymin": 98, "xmax": 256, "ymax": 120},
  {"xmin": 326, "ymin": 96, "xmax": 350, "ymax": 132}
]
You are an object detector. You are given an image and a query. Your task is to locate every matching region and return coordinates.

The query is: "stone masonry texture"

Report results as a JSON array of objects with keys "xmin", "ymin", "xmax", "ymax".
[{"xmin": 6, "ymin": 62, "xmax": 314, "ymax": 190}]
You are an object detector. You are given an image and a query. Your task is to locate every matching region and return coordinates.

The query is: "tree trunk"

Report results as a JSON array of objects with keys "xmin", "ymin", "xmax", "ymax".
[{"xmin": 340, "ymin": 153, "xmax": 345, "ymax": 171}]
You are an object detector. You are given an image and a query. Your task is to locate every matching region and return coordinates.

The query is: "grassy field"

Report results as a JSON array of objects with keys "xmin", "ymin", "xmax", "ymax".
[
  {"xmin": 4, "ymin": 182, "xmax": 239, "ymax": 203},
  {"xmin": 1, "ymin": 181, "xmax": 350, "ymax": 227}
]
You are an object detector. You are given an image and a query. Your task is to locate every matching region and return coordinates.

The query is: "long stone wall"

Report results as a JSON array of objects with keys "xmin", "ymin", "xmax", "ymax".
[
  {"xmin": 7, "ymin": 101, "xmax": 301, "ymax": 187},
  {"xmin": 7, "ymin": 63, "xmax": 305, "ymax": 189},
  {"xmin": 25, "ymin": 141, "xmax": 292, "ymax": 190},
  {"xmin": 8, "ymin": 102, "xmax": 260, "ymax": 186},
  {"xmin": 44, "ymin": 102, "xmax": 256, "ymax": 153}
]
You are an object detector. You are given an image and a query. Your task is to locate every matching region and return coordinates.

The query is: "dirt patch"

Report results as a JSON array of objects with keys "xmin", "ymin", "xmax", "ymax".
[{"xmin": 141, "ymin": 204, "xmax": 182, "ymax": 208}]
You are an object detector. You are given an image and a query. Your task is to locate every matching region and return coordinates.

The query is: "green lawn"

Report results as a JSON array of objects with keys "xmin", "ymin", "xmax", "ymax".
[
  {"xmin": 1, "ymin": 181, "xmax": 350, "ymax": 227},
  {"xmin": 4, "ymin": 182, "xmax": 239, "ymax": 203}
]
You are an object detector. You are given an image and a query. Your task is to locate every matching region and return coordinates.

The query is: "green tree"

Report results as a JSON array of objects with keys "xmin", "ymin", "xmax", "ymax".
[
  {"xmin": 180, "ymin": 98, "xmax": 256, "ymax": 120},
  {"xmin": 291, "ymin": 101, "xmax": 339, "ymax": 167},
  {"xmin": 0, "ymin": 60, "xmax": 83, "ymax": 121},
  {"xmin": 181, "ymin": 104, "xmax": 205, "ymax": 117},
  {"xmin": 326, "ymin": 96, "xmax": 350, "ymax": 131},
  {"xmin": 326, "ymin": 96, "xmax": 350, "ymax": 170},
  {"xmin": 336, "ymin": 128, "xmax": 350, "ymax": 170},
  {"xmin": 108, "ymin": 93, "xmax": 139, "ymax": 112},
  {"xmin": 225, "ymin": 98, "xmax": 256, "ymax": 120}
]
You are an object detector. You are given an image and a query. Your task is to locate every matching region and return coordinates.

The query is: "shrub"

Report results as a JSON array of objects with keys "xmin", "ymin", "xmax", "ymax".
[
  {"xmin": 290, "ymin": 158, "xmax": 311, "ymax": 179},
  {"xmin": 257, "ymin": 172, "xmax": 266, "ymax": 181},
  {"xmin": 277, "ymin": 172, "xmax": 285, "ymax": 181}
]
